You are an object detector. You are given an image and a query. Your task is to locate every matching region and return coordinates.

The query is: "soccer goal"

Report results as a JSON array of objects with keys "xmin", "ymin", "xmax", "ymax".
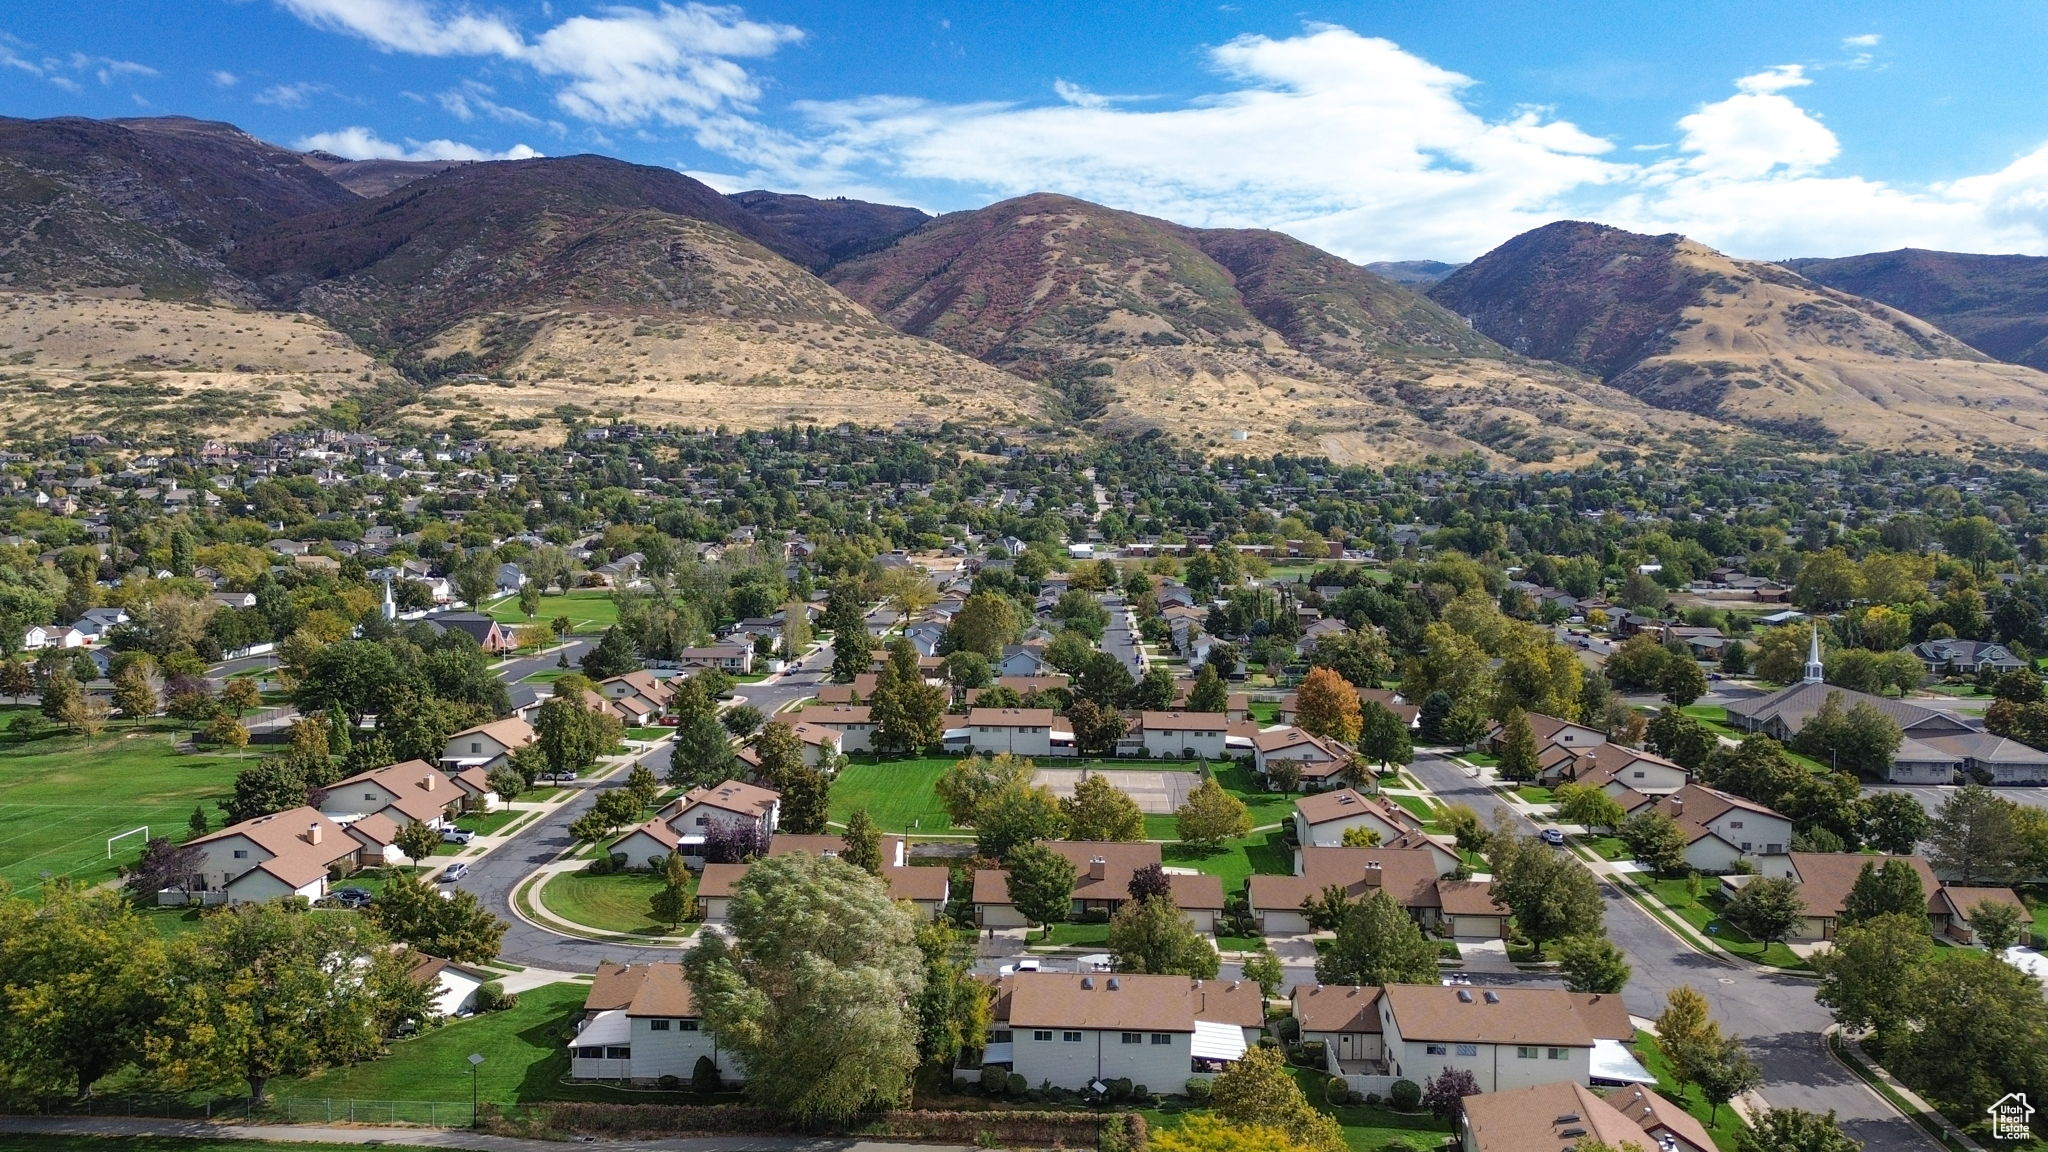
[{"xmin": 107, "ymin": 825, "xmax": 150, "ymax": 859}]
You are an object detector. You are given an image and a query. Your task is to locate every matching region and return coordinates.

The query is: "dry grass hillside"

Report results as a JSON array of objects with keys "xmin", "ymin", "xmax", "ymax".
[
  {"xmin": 0, "ymin": 290, "xmax": 388, "ymax": 439},
  {"xmin": 405, "ymin": 307, "xmax": 1043, "ymax": 437},
  {"xmin": 1618, "ymin": 243, "xmax": 2048, "ymax": 451}
]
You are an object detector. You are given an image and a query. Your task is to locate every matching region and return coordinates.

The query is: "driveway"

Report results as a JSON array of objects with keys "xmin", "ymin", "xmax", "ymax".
[{"xmin": 1407, "ymin": 752, "xmax": 1936, "ymax": 1152}]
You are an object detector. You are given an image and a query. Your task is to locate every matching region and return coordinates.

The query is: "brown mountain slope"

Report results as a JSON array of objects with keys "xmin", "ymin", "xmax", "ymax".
[
  {"xmin": 299, "ymin": 151, "xmax": 468, "ymax": 198},
  {"xmin": 1785, "ymin": 249, "xmax": 2048, "ymax": 373},
  {"xmin": 0, "ymin": 159, "xmax": 246, "ymax": 300},
  {"xmin": 728, "ymin": 191, "xmax": 931, "ymax": 265},
  {"xmin": 0, "ymin": 116, "xmax": 359, "ymax": 250},
  {"xmin": 1431, "ymin": 221, "xmax": 2048, "ymax": 452},
  {"xmin": 829, "ymin": 194, "xmax": 1724, "ymax": 466}
]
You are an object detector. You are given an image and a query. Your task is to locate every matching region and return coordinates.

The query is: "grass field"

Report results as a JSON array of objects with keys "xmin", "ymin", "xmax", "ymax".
[
  {"xmin": 1144, "ymin": 1065, "xmax": 1449, "ymax": 1151},
  {"xmin": 487, "ymin": 589, "xmax": 619, "ymax": 633},
  {"xmin": 1637, "ymin": 876, "xmax": 1808, "ymax": 969},
  {"xmin": 1162, "ymin": 827, "xmax": 1291, "ymax": 893},
  {"xmin": 454, "ymin": 809, "xmax": 524, "ymax": 836},
  {"xmin": 828, "ymin": 758, "xmax": 961, "ymax": 834},
  {"xmin": 538, "ymin": 869, "xmax": 689, "ymax": 936},
  {"xmin": 1634, "ymin": 1029, "xmax": 1749, "ymax": 1150},
  {"xmin": 273, "ymin": 981, "xmax": 692, "ymax": 1105},
  {"xmin": 1040, "ymin": 920, "xmax": 1111, "ymax": 948},
  {"xmin": 0, "ymin": 727, "xmax": 246, "ymax": 893}
]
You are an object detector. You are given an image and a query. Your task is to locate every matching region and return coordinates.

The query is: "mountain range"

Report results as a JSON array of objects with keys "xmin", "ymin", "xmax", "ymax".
[{"xmin": 1, "ymin": 113, "xmax": 2045, "ymax": 465}]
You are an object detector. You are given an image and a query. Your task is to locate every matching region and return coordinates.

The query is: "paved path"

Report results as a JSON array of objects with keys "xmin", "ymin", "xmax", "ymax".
[
  {"xmin": 0, "ymin": 1115, "xmax": 973, "ymax": 1151},
  {"xmin": 1408, "ymin": 751, "xmax": 1936, "ymax": 1152}
]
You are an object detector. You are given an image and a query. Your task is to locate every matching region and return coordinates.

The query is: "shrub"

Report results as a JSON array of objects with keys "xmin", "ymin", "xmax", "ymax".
[
  {"xmin": 1184, "ymin": 1078, "xmax": 1212, "ymax": 1101},
  {"xmin": 691, "ymin": 1055, "xmax": 721, "ymax": 1094},
  {"xmin": 980, "ymin": 1064, "xmax": 1008, "ymax": 1093},
  {"xmin": 657, "ymin": 1075, "xmax": 681, "ymax": 1091},
  {"xmin": 1294, "ymin": 1040, "xmax": 1327, "ymax": 1068},
  {"xmin": 1389, "ymin": 1078, "xmax": 1422, "ymax": 1111},
  {"xmin": 1131, "ymin": 1085, "xmax": 1149, "ymax": 1104},
  {"xmin": 1327, "ymin": 1075, "xmax": 1350, "ymax": 1102},
  {"xmin": 1077, "ymin": 907, "xmax": 1112, "ymax": 924},
  {"xmin": 952, "ymin": 1076, "xmax": 974, "ymax": 1094},
  {"xmin": 1107, "ymin": 1077, "xmax": 1133, "ymax": 1102},
  {"xmin": 1006, "ymin": 1072, "xmax": 1028, "ymax": 1098},
  {"xmin": 1272, "ymin": 1015, "xmax": 1301, "ymax": 1043},
  {"xmin": 474, "ymin": 981, "xmax": 516, "ymax": 1012},
  {"xmin": 1365, "ymin": 1092, "xmax": 1383, "ymax": 1106}
]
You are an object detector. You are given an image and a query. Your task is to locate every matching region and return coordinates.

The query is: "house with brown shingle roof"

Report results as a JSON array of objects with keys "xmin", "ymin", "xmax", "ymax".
[
  {"xmin": 1132, "ymin": 711, "xmax": 1230, "ymax": 759},
  {"xmin": 1291, "ymin": 983, "xmax": 1642, "ymax": 1095},
  {"xmin": 316, "ymin": 760, "xmax": 464, "ymax": 843},
  {"xmin": 696, "ymin": 833, "xmax": 948, "ymax": 922},
  {"xmin": 1292, "ymin": 788, "xmax": 1425, "ymax": 852},
  {"xmin": 609, "ymin": 779, "xmax": 781, "ymax": 869},
  {"xmin": 978, "ymin": 971, "xmax": 1264, "ymax": 1090},
  {"xmin": 1733, "ymin": 852, "xmax": 2029, "ymax": 943},
  {"xmin": 438, "ymin": 717, "xmax": 535, "ymax": 774},
  {"xmin": 567, "ymin": 962, "xmax": 738, "ymax": 1084},
  {"xmin": 180, "ymin": 806, "xmax": 363, "ymax": 904},
  {"xmin": 1565, "ymin": 743, "xmax": 1690, "ymax": 796},
  {"xmin": 1461, "ymin": 1080, "xmax": 1717, "ymax": 1152},
  {"xmin": 783, "ymin": 704, "xmax": 876, "ymax": 752},
  {"xmin": 1619, "ymin": 783, "xmax": 1791, "ymax": 872},
  {"xmin": 973, "ymin": 841, "xmax": 1225, "ymax": 933},
  {"xmin": 1250, "ymin": 846, "xmax": 1505, "ymax": 939},
  {"xmin": 1251, "ymin": 726, "xmax": 1354, "ymax": 789}
]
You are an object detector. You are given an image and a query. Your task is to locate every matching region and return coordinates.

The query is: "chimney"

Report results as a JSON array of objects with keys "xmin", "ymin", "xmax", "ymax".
[
  {"xmin": 1669, "ymin": 798, "xmax": 1683, "ymax": 817},
  {"xmin": 422, "ymin": 774, "xmax": 436, "ymax": 791},
  {"xmin": 307, "ymin": 822, "xmax": 322, "ymax": 845},
  {"xmin": 1089, "ymin": 856, "xmax": 1107, "ymax": 881}
]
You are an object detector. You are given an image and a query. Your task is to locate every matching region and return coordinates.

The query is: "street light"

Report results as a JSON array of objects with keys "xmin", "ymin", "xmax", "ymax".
[{"xmin": 468, "ymin": 1052, "xmax": 484, "ymax": 1127}]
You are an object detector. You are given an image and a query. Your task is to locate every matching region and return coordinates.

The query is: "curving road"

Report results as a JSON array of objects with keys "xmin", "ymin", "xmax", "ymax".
[{"xmin": 1407, "ymin": 752, "xmax": 1933, "ymax": 1151}]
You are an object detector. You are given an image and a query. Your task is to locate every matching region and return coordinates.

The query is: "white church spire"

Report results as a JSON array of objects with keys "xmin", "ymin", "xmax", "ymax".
[{"xmin": 1803, "ymin": 621, "xmax": 1825, "ymax": 684}]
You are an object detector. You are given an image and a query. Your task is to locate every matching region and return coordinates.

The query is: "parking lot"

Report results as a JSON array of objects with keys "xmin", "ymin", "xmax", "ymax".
[{"xmin": 1867, "ymin": 783, "xmax": 2048, "ymax": 816}]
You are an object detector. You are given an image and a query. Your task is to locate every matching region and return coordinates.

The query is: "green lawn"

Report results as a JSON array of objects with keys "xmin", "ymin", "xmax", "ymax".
[
  {"xmin": 1390, "ymin": 792, "xmax": 1438, "ymax": 822},
  {"xmin": 454, "ymin": 808, "xmax": 524, "ymax": 836},
  {"xmin": 1247, "ymin": 701, "xmax": 1282, "ymax": 724},
  {"xmin": 273, "ymin": 981, "xmax": 692, "ymax": 1105},
  {"xmin": 1040, "ymin": 921, "xmax": 1112, "ymax": 948},
  {"xmin": 1634, "ymin": 1029, "xmax": 1749, "ymax": 1150},
  {"xmin": 829, "ymin": 758, "xmax": 961, "ymax": 834},
  {"xmin": 624, "ymin": 727, "xmax": 674, "ymax": 742},
  {"xmin": 1637, "ymin": 876, "xmax": 1809, "ymax": 969},
  {"xmin": 0, "ymin": 727, "xmax": 247, "ymax": 892},
  {"xmin": 1679, "ymin": 705, "xmax": 1742, "ymax": 740},
  {"xmin": 1161, "ymin": 827, "xmax": 1291, "ymax": 893},
  {"xmin": 538, "ymin": 868, "xmax": 691, "ymax": 936},
  {"xmin": 520, "ymin": 668, "xmax": 577, "ymax": 684},
  {"xmin": 1143, "ymin": 1065, "xmax": 1451, "ymax": 1151},
  {"xmin": 1461, "ymin": 751, "xmax": 1499, "ymax": 767},
  {"xmin": 1515, "ymin": 785, "xmax": 1555, "ymax": 805},
  {"xmin": 487, "ymin": 589, "xmax": 619, "ymax": 632}
]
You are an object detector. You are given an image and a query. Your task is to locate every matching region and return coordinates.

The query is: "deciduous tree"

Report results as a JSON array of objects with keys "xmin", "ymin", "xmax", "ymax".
[
  {"xmin": 1294, "ymin": 667, "xmax": 1362, "ymax": 744},
  {"xmin": 1209, "ymin": 1046, "xmax": 1345, "ymax": 1152},
  {"xmin": 1175, "ymin": 776, "xmax": 1251, "ymax": 851},
  {"xmin": 368, "ymin": 872, "xmax": 508, "ymax": 963},
  {"xmin": 1813, "ymin": 912, "xmax": 1930, "ymax": 1044},
  {"xmin": 1108, "ymin": 893, "xmax": 1219, "ymax": 978},
  {"xmin": 1313, "ymin": 889, "xmax": 1439, "ymax": 987},
  {"xmin": 1555, "ymin": 934, "xmax": 1631, "ymax": 994},
  {"xmin": 1003, "ymin": 843, "xmax": 1076, "ymax": 937},
  {"xmin": 1060, "ymin": 773, "xmax": 1145, "ymax": 842}
]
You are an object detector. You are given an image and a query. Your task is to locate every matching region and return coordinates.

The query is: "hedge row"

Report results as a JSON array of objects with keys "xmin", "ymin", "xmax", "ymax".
[{"xmin": 491, "ymin": 1101, "xmax": 1148, "ymax": 1149}]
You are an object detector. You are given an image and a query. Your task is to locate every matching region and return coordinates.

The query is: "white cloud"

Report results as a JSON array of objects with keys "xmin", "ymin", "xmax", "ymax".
[
  {"xmin": 295, "ymin": 125, "xmax": 542, "ymax": 161},
  {"xmin": 1672, "ymin": 66, "xmax": 1838, "ymax": 178},
  {"xmin": 0, "ymin": 41, "xmax": 155, "ymax": 90},
  {"xmin": 275, "ymin": 0, "xmax": 801, "ymax": 127},
  {"xmin": 255, "ymin": 81, "xmax": 330, "ymax": 108},
  {"xmin": 436, "ymin": 78, "xmax": 556, "ymax": 130},
  {"xmin": 1052, "ymin": 80, "xmax": 1110, "ymax": 110},
  {"xmin": 210, "ymin": 70, "xmax": 239, "ymax": 87},
  {"xmin": 1843, "ymin": 33, "xmax": 1882, "ymax": 48}
]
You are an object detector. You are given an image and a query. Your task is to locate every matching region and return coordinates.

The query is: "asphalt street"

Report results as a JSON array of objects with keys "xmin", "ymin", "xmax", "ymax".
[{"xmin": 1407, "ymin": 752, "xmax": 1933, "ymax": 1151}]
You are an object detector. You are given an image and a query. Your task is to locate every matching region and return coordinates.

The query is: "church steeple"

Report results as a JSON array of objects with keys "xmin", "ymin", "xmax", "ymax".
[{"xmin": 1803, "ymin": 621, "xmax": 1825, "ymax": 684}]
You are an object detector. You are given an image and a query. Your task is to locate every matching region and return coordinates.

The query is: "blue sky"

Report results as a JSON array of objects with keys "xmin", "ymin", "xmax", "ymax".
[{"xmin": 5, "ymin": 1, "xmax": 2048, "ymax": 261}]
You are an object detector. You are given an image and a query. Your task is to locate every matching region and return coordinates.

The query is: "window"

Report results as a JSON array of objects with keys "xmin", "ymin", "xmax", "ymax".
[
  {"xmin": 650, "ymin": 1020, "xmax": 670, "ymax": 1031},
  {"xmin": 470, "ymin": 742, "xmax": 482, "ymax": 754},
  {"xmin": 1517, "ymin": 1046, "xmax": 1538, "ymax": 1059},
  {"xmin": 1425, "ymin": 1043, "xmax": 1448, "ymax": 1056},
  {"xmin": 1547, "ymin": 1048, "xmax": 1569, "ymax": 1060},
  {"xmin": 604, "ymin": 1046, "xmax": 630, "ymax": 1060},
  {"xmin": 1455, "ymin": 1044, "xmax": 1478, "ymax": 1057},
  {"xmin": 992, "ymin": 1030, "xmax": 1013, "ymax": 1044},
  {"xmin": 232, "ymin": 849, "xmax": 248, "ymax": 859},
  {"xmin": 574, "ymin": 1046, "xmax": 603, "ymax": 1059},
  {"xmin": 365, "ymin": 791, "xmax": 377, "ymax": 800},
  {"xmin": 1729, "ymin": 820, "xmax": 1744, "ymax": 829},
  {"xmin": 1033, "ymin": 1030, "xmax": 1054, "ymax": 1042},
  {"xmin": 1121, "ymin": 1032, "xmax": 1143, "ymax": 1045},
  {"xmin": 1150, "ymin": 1033, "xmax": 1173, "ymax": 1045},
  {"xmin": 1063, "ymin": 1031, "xmax": 1083, "ymax": 1043},
  {"xmin": 677, "ymin": 1019, "xmax": 699, "ymax": 1031},
  {"xmin": 1631, "ymin": 771, "xmax": 1645, "ymax": 778},
  {"xmin": 695, "ymin": 816, "xmax": 708, "ymax": 826}
]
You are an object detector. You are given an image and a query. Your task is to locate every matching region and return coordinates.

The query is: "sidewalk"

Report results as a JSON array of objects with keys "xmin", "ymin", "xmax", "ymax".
[
  {"xmin": 1829, "ymin": 1026, "xmax": 1988, "ymax": 1151},
  {"xmin": 0, "ymin": 1115, "xmax": 975, "ymax": 1152}
]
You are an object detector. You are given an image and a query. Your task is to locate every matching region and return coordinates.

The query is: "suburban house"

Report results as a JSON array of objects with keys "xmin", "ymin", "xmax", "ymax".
[
  {"xmin": 1130, "ymin": 711, "xmax": 1230, "ymax": 759},
  {"xmin": 697, "ymin": 834, "xmax": 948, "ymax": 923},
  {"xmin": 1732, "ymin": 852, "xmax": 2029, "ymax": 943},
  {"xmin": 975, "ymin": 971, "xmax": 1264, "ymax": 1090},
  {"xmin": 567, "ymin": 962, "xmax": 739, "ymax": 1084},
  {"xmin": 609, "ymin": 779, "xmax": 782, "ymax": 869},
  {"xmin": 1280, "ymin": 687, "xmax": 1419, "ymax": 730},
  {"xmin": 1489, "ymin": 713, "xmax": 1606, "ymax": 757},
  {"xmin": 678, "ymin": 644, "xmax": 754, "ymax": 675},
  {"xmin": 748, "ymin": 719, "xmax": 844, "ymax": 769},
  {"xmin": 1620, "ymin": 784, "xmax": 1792, "ymax": 871},
  {"xmin": 177, "ymin": 807, "xmax": 364, "ymax": 904},
  {"xmin": 1251, "ymin": 727, "xmax": 1354, "ymax": 788},
  {"xmin": 316, "ymin": 761, "xmax": 471, "ymax": 850},
  {"xmin": 997, "ymin": 645, "xmax": 1054, "ymax": 678},
  {"xmin": 1459, "ymin": 1081, "xmax": 1717, "ymax": 1152},
  {"xmin": 1906, "ymin": 638, "xmax": 2027, "ymax": 675},
  {"xmin": 426, "ymin": 612, "xmax": 518, "ymax": 655},
  {"xmin": 598, "ymin": 671, "xmax": 675, "ymax": 716},
  {"xmin": 783, "ymin": 705, "xmax": 877, "ymax": 753},
  {"xmin": 815, "ymin": 673, "xmax": 878, "ymax": 705},
  {"xmin": 1291, "ymin": 788, "xmax": 1426, "ymax": 852},
  {"xmin": 1251, "ymin": 846, "xmax": 1503, "ymax": 938},
  {"xmin": 1565, "ymin": 744, "xmax": 1691, "ymax": 797},
  {"xmin": 439, "ymin": 717, "xmax": 536, "ymax": 773},
  {"xmin": 1290, "ymin": 983, "xmax": 1647, "ymax": 1097},
  {"xmin": 947, "ymin": 708, "xmax": 1069, "ymax": 758},
  {"xmin": 973, "ymin": 841, "xmax": 1226, "ymax": 933},
  {"xmin": 1170, "ymin": 680, "xmax": 1249, "ymax": 720},
  {"xmin": 408, "ymin": 953, "xmax": 491, "ymax": 1019}
]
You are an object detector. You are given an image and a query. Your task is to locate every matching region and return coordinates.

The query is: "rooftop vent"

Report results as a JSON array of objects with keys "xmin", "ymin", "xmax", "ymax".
[
  {"xmin": 1107, "ymin": 978, "xmax": 1120, "ymax": 991},
  {"xmin": 1081, "ymin": 977, "xmax": 1094, "ymax": 990},
  {"xmin": 1483, "ymin": 991, "xmax": 1500, "ymax": 1004},
  {"xmin": 1456, "ymin": 989, "xmax": 1473, "ymax": 1003}
]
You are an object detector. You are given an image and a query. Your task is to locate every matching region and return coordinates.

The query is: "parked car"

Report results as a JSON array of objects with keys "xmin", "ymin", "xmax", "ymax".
[
  {"xmin": 440, "ymin": 827, "xmax": 476, "ymax": 845},
  {"xmin": 1539, "ymin": 827, "xmax": 1567, "ymax": 846},
  {"xmin": 329, "ymin": 886, "xmax": 373, "ymax": 908},
  {"xmin": 440, "ymin": 862, "xmax": 469, "ymax": 882},
  {"xmin": 998, "ymin": 959, "xmax": 1043, "ymax": 976}
]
